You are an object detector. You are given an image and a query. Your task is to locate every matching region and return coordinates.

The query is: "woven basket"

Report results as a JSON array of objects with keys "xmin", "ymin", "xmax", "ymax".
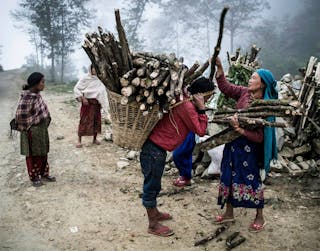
[{"xmin": 107, "ymin": 90, "xmax": 161, "ymax": 150}]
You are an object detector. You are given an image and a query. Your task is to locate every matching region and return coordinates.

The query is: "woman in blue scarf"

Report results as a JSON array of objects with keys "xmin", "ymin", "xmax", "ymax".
[{"xmin": 214, "ymin": 57, "xmax": 278, "ymax": 232}]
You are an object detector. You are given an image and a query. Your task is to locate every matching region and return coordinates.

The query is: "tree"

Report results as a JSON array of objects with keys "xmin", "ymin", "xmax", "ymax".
[
  {"xmin": 12, "ymin": 0, "xmax": 92, "ymax": 82},
  {"xmin": 123, "ymin": 0, "xmax": 150, "ymax": 51},
  {"xmin": 215, "ymin": 0, "xmax": 270, "ymax": 53},
  {"xmin": 249, "ymin": 0, "xmax": 320, "ymax": 78}
]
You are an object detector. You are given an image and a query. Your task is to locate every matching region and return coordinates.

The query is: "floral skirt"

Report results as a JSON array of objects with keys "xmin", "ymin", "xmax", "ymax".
[{"xmin": 218, "ymin": 136, "xmax": 264, "ymax": 209}]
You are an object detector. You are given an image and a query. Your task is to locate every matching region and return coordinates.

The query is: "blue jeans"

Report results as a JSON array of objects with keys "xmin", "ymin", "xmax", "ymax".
[
  {"xmin": 140, "ymin": 139, "xmax": 167, "ymax": 208},
  {"xmin": 173, "ymin": 132, "xmax": 195, "ymax": 180}
]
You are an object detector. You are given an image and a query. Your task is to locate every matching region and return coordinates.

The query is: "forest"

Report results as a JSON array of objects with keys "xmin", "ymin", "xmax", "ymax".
[{"xmin": 4, "ymin": 0, "xmax": 319, "ymax": 82}]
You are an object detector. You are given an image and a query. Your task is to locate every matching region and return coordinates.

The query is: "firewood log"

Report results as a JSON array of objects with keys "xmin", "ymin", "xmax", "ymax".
[
  {"xmin": 184, "ymin": 61, "xmax": 200, "ymax": 78},
  {"xmin": 147, "ymin": 89, "xmax": 155, "ymax": 104},
  {"xmin": 175, "ymin": 67, "xmax": 188, "ymax": 96},
  {"xmin": 131, "ymin": 77, "xmax": 141, "ymax": 87},
  {"xmin": 140, "ymin": 102, "xmax": 149, "ymax": 111},
  {"xmin": 120, "ymin": 95, "xmax": 136, "ymax": 105},
  {"xmin": 162, "ymin": 74, "xmax": 171, "ymax": 87},
  {"xmin": 137, "ymin": 67, "xmax": 146, "ymax": 77},
  {"xmin": 121, "ymin": 85, "xmax": 136, "ymax": 97},
  {"xmin": 150, "ymin": 69, "xmax": 160, "ymax": 79},
  {"xmin": 133, "ymin": 57, "xmax": 146, "ymax": 67},
  {"xmin": 185, "ymin": 60, "xmax": 210, "ymax": 84},
  {"xmin": 143, "ymin": 89, "xmax": 150, "ymax": 97},
  {"xmin": 151, "ymin": 69, "xmax": 169, "ymax": 87},
  {"xmin": 115, "ymin": 9, "xmax": 132, "ymax": 71},
  {"xmin": 156, "ymin": 85, "xmax": 166, "ymax": 96}
]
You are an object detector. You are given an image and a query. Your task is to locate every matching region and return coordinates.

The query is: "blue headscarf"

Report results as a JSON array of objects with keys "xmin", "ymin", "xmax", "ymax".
[{"xmin": 256, "ymin": 69, "xmax": 278, "ymax": 174}]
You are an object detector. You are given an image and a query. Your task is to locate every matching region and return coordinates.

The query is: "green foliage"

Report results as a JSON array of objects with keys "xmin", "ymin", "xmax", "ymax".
[
  {"xmin": 217, "ymin": 62, "xmax": 253, "ymax": 109},
  {"xmin": 46, "ymin": 83, "xmax": 75, "ymax": 94}
]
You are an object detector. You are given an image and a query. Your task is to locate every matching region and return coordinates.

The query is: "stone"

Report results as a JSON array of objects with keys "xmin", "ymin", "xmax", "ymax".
[
  {"xmin": 295, "ymin": 156, "xmax": 304, "ymax": 162},
  {"xmin": 270, "ymin": 159, "xmax": 286, "ymax": 173},
  {"xmin": 116, "ymin": 161, "xmax": 130, "ymax": 169},
  {"xmin": 126, "ymin": 150, "xmax": 137, "ymax": 160},
  {"xmin": 105, "ymin": 132, "xmax": 113, "ymax": 141},
  {"xmin": 56, "ymin": 135, "xmax": 64, "ymax": 140},
  {"xmin": 201, "ymin": 168, "xmax": 210, "ymax": 179}
]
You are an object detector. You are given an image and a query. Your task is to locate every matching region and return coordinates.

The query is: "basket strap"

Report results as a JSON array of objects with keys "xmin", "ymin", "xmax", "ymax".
[{"xmin": 169, "ymin": 90, "xmax": 215, "ymax": 110}]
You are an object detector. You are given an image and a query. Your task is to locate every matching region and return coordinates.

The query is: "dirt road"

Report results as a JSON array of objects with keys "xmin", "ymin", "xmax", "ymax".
[{"xmin": 0, "ymin": 70, "xmax": 319, "ymax": 251}]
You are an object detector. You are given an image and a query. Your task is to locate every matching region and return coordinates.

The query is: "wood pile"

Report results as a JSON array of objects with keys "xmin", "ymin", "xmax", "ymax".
[
  {"xmin": 82, "ymin": 9, "xmax": 211, "ymax": 113},
  {"xmin": 200, "ymin": 99, "xmax": 302, "ymax": 151},
  {"xmin": 273, "ymin": 56, "xmax": 320, "ymax": 175}
]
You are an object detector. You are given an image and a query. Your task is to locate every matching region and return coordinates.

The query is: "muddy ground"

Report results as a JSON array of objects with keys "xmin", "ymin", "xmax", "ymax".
[{"xmin": 0, "ymin": 70, "xmax": 319, "ymax": 251}]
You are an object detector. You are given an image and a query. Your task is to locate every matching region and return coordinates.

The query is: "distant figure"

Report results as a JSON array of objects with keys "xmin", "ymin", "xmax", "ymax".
[
  {"xmin": 74, "ymin": 65, "xmax": 110, "ymax": 148},
  {"xmin": 15, "ymin": 72, "xmax": 56, "ymax": 187}
]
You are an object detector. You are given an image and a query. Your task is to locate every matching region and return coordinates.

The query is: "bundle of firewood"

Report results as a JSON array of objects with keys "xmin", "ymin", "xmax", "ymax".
[
  {"xmin": 200, "ymin": 99, "xmax": 303, "ymax": 151},
  {"xmin": 82, "ymin": 9, "xmax": 210, "ymax": 112}
]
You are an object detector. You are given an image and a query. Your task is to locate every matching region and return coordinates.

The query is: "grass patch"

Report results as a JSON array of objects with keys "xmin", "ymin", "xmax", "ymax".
[
  {"xmin": 63, "ymin": 98, "xmax": 78, "ymax": 107},
  {"xmin": 46, "ymin": 83, "xmax": 75, "ymax": 93}
]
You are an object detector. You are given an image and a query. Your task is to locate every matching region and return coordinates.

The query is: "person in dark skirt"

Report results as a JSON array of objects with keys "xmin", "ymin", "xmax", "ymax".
[
  {"xmin": 214, "ymin": 57, "xmax": 278, "ymax": 233},
  {"xmin": 15, "ymin": 72, "xmax": 56, "ymax": 187},
  {"xmin": 74, "ymin": 65, "xmax": 110, "ymax": 148}
]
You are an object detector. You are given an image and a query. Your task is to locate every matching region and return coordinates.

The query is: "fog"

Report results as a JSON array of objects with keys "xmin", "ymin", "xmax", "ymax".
[{"xmin": 0, "ymin": 0, "xmax": 317, "ymax": 79}]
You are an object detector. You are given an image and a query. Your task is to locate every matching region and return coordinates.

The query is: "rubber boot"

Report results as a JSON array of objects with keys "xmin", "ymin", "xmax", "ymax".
[{"xmin": 146, "ymin": 208, "xmax": 174, "ymax": 237}]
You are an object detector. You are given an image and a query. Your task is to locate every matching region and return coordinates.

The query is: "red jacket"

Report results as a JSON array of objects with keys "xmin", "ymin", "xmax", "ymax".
[{"xmin": 149, "ymin": 100, "xmax": 207, "ymax": 151}]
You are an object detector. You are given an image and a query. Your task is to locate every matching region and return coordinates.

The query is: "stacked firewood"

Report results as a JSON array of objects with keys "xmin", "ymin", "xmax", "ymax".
[
  {"xmin": 275, "ymin": 56, "xmax": 320, "ymax": 160},
  {"xmin": 200, "ymin": 100, "xmax": 302, "ymax": 151},
  {"xmin": 292, "ymin": 56, "xmax": 320, "ymax": 144},
  {"xmin": 82, "ymin": 9, "xmax": 210, "ymax": 112}
]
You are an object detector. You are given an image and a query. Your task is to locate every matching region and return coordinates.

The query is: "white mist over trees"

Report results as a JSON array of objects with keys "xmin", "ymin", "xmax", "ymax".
[
  {"xmin": 9, "ymin": 0, "xmax": 319, "ymax": 81},
  {"xmin": 12, "ymin": 0, "xmax": 93, "ymax": 82}
]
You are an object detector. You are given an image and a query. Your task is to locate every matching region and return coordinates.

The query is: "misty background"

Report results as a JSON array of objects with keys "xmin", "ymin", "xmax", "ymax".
[{"xmin": 0, "ymin": 0, "xmax": 319, "ymax": 82}]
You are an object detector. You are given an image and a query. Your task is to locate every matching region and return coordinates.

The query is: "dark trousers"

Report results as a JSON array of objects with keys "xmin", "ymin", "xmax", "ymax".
[
  {"xmin": 173, "ymin": 132, "xmax": 195, "ymax": 179},
  {"xmin": 140, "ymin": 139, "xmax": 167, "ymax": 208}
]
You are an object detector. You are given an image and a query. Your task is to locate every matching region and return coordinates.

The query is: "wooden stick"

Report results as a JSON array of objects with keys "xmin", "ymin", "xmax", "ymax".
[
  {"xmin": 200, "ymin": 128, "xmax": 240, "ymax": 151},
  {"xmin": 194, "ymin": 225, "xmax": 228, "ymax": 246},
  {"xmin": 209, "ymin": 117, "xmax": 288, "ymax": 128},
  {"xmin": 115, "ymin": 9, "xmax": 132, "ymax": 71},
  {"xmin": 209, "ymin": 7, "xmax": 229, "ymax": 82}
]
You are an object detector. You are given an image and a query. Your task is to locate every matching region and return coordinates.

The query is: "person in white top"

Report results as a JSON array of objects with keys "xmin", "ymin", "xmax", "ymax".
[{"xmin": 74, "ymin": 65, "xmax": 110, "ymax": 148}]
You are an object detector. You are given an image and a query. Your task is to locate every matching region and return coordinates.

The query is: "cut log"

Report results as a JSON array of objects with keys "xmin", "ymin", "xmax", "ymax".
[
  {"xmin": 194, "ymin": 225, "xmax": 228, "ymax": 246},
  {"xmin": 175, "ymin": 67, "xmax": 188, "ymax": 96},
  {"xmin": 121, "ymin": 85, "xmax": 136, "ymax": 97},
  {"xmin": 184, "ymin": 61, "xmax": 200, "ymax": 79},
  {"xmin": 147, "ymin": 89, "xmax": 155, "ymax": 104},
  {"xmin": 200, "ymin": 128, "xmax": 240, "ymax": 151},
  {"xmin": 131, "ymin": 77, "xmax": 141, "ymax": 86}
]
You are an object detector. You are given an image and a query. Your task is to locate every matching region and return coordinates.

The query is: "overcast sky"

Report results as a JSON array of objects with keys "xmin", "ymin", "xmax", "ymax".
[{"xmin": 0, "ymin": 0, "xmax": 301, "ymax": 74}]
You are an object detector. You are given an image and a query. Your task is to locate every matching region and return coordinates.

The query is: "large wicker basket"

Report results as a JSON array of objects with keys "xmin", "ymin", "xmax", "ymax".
[{"xmin": 107, "ymin": 90, "xmax": 161, "ymax": 150}]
